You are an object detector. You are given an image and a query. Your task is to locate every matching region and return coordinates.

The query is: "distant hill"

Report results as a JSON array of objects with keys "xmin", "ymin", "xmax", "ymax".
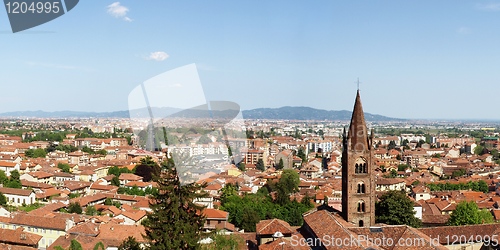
[
  {"xmin": 242, "ymin": 106, "xmax": 402, "ymax": 121},
  {"xmin": 0, "ymin": 106, "xmax": 402, "ymax": 121}
]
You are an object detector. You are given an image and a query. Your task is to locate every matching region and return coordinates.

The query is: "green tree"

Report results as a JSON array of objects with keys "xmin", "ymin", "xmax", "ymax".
[
  {"xmin": 25, "ymin": 148, "xmax": 47, "ymax": 158},
  {"xmin": 278, "ymin": 169, "xmax": 300, "ymax": 195},
  {"xmin": 104, "ymin": 197, "xmax": 113, "ymax": 206},
  {"xmin": 69, "ymin": 239, "xmax": 83, "ymax": 250},
  {"xmin": 388, "ymin": 140, "xmax": 396, "ymax": 150},
  {"xmin": 397, "ymin": 164, "xmax": 409, "ymax": 171},
  {"xmin": 6, "ymin": 170, "xmax": 22, "ymax": 189},
  {"xmin": 108, "ymin": 166, "xmax": 134, "ymax": 176},
  {"xmin": 387, "ymin": 169, "xmax": 398, "ymax": 178},
  {"xmin": 134, "ymin": 156, "xmax": 160, "ymax": 182},
  {"xmin": 478, "ymin": 180, "xmax": 489, "ymax": 193},
  {"xmin": 376, "ymin": 190, "xmax": 422, "ymax": 228},
  {"xmin": 0, "ymin": 192, "xmax": 7, "ymax": 206},
  {"xmin": 86, "ymin": 205, "xmax": 97, "ymax": 216},
  {"xmin": 451, "ymin": 169, "xmax": 466, "ymax": 178},
  {"xmin": 142, "ymin": 157, "xmax": 208, "ymax": 250},
  {"xmin": 297, "ymin": 147, "xmax": 307, "ymax": 163},
  {"xmin": 0, "ymin": 170, "xmax": 7, "ymax": 185},
  {"xmin": 447, "ymin": 201, "xmax": 493, "ymax": 226},
  {"xmin": 111, "ymin": 176, "xmax": 121, "ymax": 187},
  {"xmin": 275, "ymin": 169, "xmax": 300, "ymax": 205},
  {"xmin": 256, "ymin": 158, "xmax": 266, "ymax": 172},
  {"xmin": 276, "ymin": 158, "xmax": 284, "ymax": 170},
  {"xmin": 57, "ymin": 163, "xmax": 71, "ymax": 173},
  {"xmin": 93, "ymin": 242, "xmax": 105, "ymax": 250},
  {"xmin": 219, "ymin": 183, "xmax": 238, "ymax": 204},
  {"xmin": 240, "ymin": 207, "xmax": 260, "ymax": 232},
  {"xmin": 237, "ymin": 162, "xmax": 246, "ymax": 171},
  {"xmin": 118, "ymin": 236, "xmax": 141, "ymax": 250},
  {"xmin": 474, "ymin": 145, "xmax": 485, "ymax": 155},
  {"xmin": 68, "ymin": 202, "xmax": 82, "ymax": 214}
]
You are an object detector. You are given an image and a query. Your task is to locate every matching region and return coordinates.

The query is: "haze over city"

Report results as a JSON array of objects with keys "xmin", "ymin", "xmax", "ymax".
[{"xmin": 2, "ymin": 1, "xmax": 500, "ymax": 119}]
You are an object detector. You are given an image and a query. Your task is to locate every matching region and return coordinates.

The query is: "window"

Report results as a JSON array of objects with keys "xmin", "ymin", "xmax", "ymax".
[
  {"xmin": 357, "ymin": 201, "xmax": 366, "ymax": 213},
  {"xmin": 359, "ymin": 220, "xmax": 364, "ymax": 227},
  {"xmin": 355, "ymin": 158, "xmax": 368, "ymax": 174},
  {"xmin": 357, "ymin": 183, "xmax": 366, "ymax": 194}
]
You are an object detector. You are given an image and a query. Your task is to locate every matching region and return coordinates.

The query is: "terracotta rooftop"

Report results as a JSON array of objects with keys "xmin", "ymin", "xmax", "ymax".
[
  {"xmin": 256, "ymin": 219, "xmax": 293, "ymax": 236},
  {"xmin": 0, "ymin": 227, "xmax": 42, "ymax": 247}
]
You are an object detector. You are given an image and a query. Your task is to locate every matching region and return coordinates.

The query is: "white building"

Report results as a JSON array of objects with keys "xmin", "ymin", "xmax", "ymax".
[{"xmin": 0, "ymin": 187, "xmax": 36, "ymax": 206}]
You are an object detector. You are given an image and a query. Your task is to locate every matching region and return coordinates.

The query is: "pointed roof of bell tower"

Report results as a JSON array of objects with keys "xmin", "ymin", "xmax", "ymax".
[{"xmin": 347, "ymin": 90, "xmax": 369, "ymax": 151}]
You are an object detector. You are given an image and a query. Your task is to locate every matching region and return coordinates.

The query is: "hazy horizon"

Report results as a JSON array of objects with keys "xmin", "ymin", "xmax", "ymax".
[{"xmin": 2, "ymin": 1, "xmax": 500, "ymax": 120}]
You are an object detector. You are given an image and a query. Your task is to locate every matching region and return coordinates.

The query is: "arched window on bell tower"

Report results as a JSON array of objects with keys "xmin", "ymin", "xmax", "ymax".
[
  {"xmin": 357, "ymin": 182, "xmax": 366, "ymax": 194},
  {"xmin": 357, "ymin": 200, "xmax": 366, "ymax": 213},
  {"xmin": 354, "ymin": 158, "xmax": 367, "ymax": 174}
]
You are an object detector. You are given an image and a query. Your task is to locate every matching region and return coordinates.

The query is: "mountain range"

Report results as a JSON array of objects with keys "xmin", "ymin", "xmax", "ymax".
[{"xmin": 0, "ymin": 106, "xmax": 402, "ymax": 121}]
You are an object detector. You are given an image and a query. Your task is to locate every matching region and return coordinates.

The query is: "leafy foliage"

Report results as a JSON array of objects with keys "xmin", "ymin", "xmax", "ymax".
[
  {"xmin": 118, "ymin": 236, "xmax": 141, "ymax": 250},
  {"xmin": 111, "ymin": 176, "xmax": 121, "ymax": 187},
  {"xmin": 427, "ymin": 180, "xmax": 489, "ymax": 193},
  {"xmin": 93, "ymin": 242, "xmax": 105, "ymax": 250},
  {"xmin": 69, "ymin": 239, "xmax": 83, "ymax": 250},
  {"xmin": 220, "ymin": 169, "xmax": 311, "ymax": 231},
  {"xmin": 4, "ymin": 170, "xmax": 22, "ymax": 189},
  {"xmin": 108, "ymin": 166, "xmax": 135, "ymax": 177},
  {"xmin": 0, "ymin": 192, "xmax": 7, "ymax": 206},
  {"xmin": 447, "ymin": 201, "xmax": 493, "ymax": 226},
  {"xmin": 58, "ymin": 163, "xmax": 71, "ymax": 173},
  {"xmin": 134, "ymin": 156, "xmax": 160, "ymax": 182},
  {"xmin": 276, "ymin": 158, "xmax": 284, "ymax": 170},
  {"xmin": 451, "ymin": 169, "xmax": 466, "ymax": 178},
  {"xmin": 25, "ymin": 148, "xmax": 47, "ymax": 158},
  {"xmin": 375, "ymin": 190, "xmax": 422, "ymax": 228},
  {"xmin": 142, "ymin": 157, "xmax": 208, "ymax": 249},
  {"xmin": 86, "ymin": 205, "xmax": 98, "ymax": 216},
  {"xmin": 256, "ymin": 159, "xmax": 265, "ymax": 172},
  {"xmin": 118, "ymin": 186, "xmax": 158, "ymax": 196},
  {"xmin": 237, "ymin": 162, "xmax": 245, "ymax": 171},
  {"xmin": 68, "ymin": 202, "xmax": 82, "ymax": 214}
]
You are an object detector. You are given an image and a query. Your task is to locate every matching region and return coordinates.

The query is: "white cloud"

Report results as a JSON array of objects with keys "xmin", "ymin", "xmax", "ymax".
[
  {"xmin": 457, "ymin": 27, "xmax": 471, "ymax": 35},
  {"xmin": 477, "ymin": 3, "xmax": 500, "ymax": 11},
  {"xmin": 107, "ymin": 2, "xmax": 132, "ymax": 21},
  {"xmin": 146, "ymin": 51, "xmax": 169, "ymax": 61}
]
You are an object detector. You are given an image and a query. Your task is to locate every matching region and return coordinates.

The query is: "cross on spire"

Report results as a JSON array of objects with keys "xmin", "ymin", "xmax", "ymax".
[{"xmin": 356, "ymin": 78, "xmax": 361, "ymax": 91}]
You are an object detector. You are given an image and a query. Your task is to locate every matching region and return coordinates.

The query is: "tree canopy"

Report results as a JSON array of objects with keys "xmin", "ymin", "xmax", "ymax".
[
  {"xmin": 142, "ymin": 157, "xmax": 208, "ymax": 249},
  {"xmin": 134, "ymin": 156, "xmax": 160, "ymax": 182},
  {"xmin": 118, "ymin": 236, "xmax": 141, "ymax": 250},
  {"xmin": 375, "ymin": 190, "xmax": 422, "ymax": 228},
  {"xmin": 256, "ymin": 158, "xmax": 266, "ymax": 172},
  {"xmin": 447, "ymin": 201, "xmax": 493, "ymax": 226},
  {"xmin": 0, "ymin": 192, "xmax": 7, "ymax": 206}
]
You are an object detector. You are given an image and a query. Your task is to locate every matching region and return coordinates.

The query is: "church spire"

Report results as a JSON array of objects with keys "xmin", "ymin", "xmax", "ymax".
[{"xmin": 347, "ymin": 90, "xmax": 369, "ymax": 152}]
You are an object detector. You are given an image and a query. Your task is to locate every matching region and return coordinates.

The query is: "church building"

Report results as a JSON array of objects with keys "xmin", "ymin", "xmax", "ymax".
[{"xmin": 341, "ymin": 90, "xmax": 376, "ymax": 227}]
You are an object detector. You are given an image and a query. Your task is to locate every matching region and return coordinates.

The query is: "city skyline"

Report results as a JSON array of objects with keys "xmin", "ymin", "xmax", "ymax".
[{"xmin": 2, "ymin": 1, "xmax": 500, "ymax": 119}]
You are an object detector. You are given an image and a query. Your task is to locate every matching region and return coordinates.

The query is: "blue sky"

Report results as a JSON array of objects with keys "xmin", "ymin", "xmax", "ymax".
[{"xmin": 1, "ymin": 1, "xmax": 500, "ymax": 120}]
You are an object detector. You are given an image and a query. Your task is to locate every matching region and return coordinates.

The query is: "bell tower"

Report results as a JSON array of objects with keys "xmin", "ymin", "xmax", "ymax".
[{"xmin": 341, "ymin": 90, "xmax": 375, "ymax": 227}]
